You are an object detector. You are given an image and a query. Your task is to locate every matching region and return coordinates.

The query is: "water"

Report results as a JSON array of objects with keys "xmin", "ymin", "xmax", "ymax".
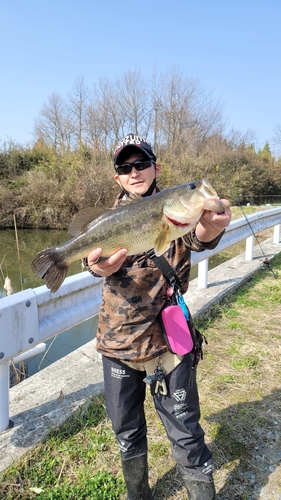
[
  {"xmin": 0, "ymin": 229, "xmax": 98, "ymax": 380},
  {"xmin": 0, "ymin": 227, "xmax": 247, "ymax": 380},
  {"xmin": 0, "ymin": 228, "xmax": 83, "ymax": 295}
]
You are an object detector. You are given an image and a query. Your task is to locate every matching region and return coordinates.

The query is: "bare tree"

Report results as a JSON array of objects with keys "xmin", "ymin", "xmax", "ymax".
[
  {"xmin": 157, "ymin": 66, "xmax": 224, "ymax": 158},
  {"xmin": 34, "ymin": 93, "xmax": 74, "ymax": 151},
  {"xmin": 115, "ymin": 70, "xmax": 151, "ymax": 137},
  {"xmin": 92, "ymin": 77, "xmax": 125, "ymax": 148},
  {"xmin": 272, "ymin": 124, "xmax": 281, "ymax": 154},
  {"xmin": 84, "ymin": 99, "xmax": 106, "ymax": 153},
  {"xmin": 187, "ymin": 87, "xmax": 224, "ymax": 155},
  {"xmin": 149, "ymin": 67, "xmax": 164, "ymax": 154},
  {"xmin": 67, "ymin": 76, "xmax": 90, "ymax": 150},
  {"xmin": 225, "ymin": 128, "xmax": 258, "ymax": 151},
  {"xmin": 158, "ymin": 67, "xmax": 199, "ymax": 153},
  {"xmin": 33, "ymin": 67, "xmax": 225, "ymax": 159}
]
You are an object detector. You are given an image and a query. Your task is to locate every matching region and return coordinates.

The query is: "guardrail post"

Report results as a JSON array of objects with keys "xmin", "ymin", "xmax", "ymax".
[
  {"xmin": 198, "ymin": 258, "xmax": 209, "ymax": 288},
  {"xmin": 245, "ymin": 235, "xmax": 254, "ymax": 260},
  {"xmin": 273, "ymin": 224, "xmax": 280, "ymax": 244},
  {"xmin": 0, "ymin": 361, "xmax": 10, "ymax": 432}
]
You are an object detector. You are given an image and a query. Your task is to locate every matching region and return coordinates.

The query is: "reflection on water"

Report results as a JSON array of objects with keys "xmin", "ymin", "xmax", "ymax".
[
  {"xmin": 1, "ymin": 228, "xmax": 247, "ymax": 379},
  {"xmin": 0, "ymin": 228, "xmax": 83, "ymax": 296}
]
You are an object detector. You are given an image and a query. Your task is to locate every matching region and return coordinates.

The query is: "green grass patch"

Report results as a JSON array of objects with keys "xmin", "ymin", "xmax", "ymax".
[{"xmin": 231, "ymin": 355, "xmax": 259, "ymax": 370}]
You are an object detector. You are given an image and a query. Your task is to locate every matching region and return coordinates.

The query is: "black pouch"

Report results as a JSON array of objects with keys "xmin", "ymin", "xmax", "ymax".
[
  {"xmin": 189, "ymin": 324, "xmax": 207, "ymax": 366},
  {"xmin": 175, "ymin": 296, "xmax": 207, "ymax": 365}
]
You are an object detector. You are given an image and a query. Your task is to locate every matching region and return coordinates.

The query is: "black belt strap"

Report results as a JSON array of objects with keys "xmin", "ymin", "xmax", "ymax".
[{"xmin": 146, "ymin": 249, "xmax": 182, "ymax": 291}]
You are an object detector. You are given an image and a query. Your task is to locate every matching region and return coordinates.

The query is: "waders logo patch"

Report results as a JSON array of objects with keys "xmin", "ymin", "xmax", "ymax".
[
  {"xmin": 172, "ymin": 388, "xmax": 186, "ymax": 402},
  {"xmin": 173, "ymin": 403, "xmax": 189, "ymax": 419},
  {"xmin": 111, "ymin": 367, "xmax": 130, "ymax": 379}
]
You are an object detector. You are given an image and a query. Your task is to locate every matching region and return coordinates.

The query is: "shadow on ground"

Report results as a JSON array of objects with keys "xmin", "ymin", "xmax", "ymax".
[{"xmin": 151, "ymin": 388, "xmax": 281, "ymax": 499}]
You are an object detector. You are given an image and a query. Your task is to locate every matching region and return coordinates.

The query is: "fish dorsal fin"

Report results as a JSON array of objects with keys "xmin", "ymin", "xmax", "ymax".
[
  {"xmin": 68, "ymin": 207, "xmax": 109, "ymax": 236},
  {"xmin": 154, "ymin": 224, "xmax": 171, "ymax": 256},
  {"xmin": 118, "ymin": 192, "xmax": 142, "ymax": 207}
]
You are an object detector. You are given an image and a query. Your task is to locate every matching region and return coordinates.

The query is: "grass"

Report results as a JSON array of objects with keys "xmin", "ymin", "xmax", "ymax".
[{"xmin": 1, "ymin": 239, "xmax": 281, "ymax": 499}]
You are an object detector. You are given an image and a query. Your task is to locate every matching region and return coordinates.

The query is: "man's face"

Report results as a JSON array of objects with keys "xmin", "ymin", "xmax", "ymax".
[{"xmin": 114, "ymin": 152, "xmax": 161, "ymax": 196}]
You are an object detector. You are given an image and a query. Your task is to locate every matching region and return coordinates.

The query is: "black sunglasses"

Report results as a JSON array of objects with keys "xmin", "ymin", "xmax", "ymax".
[{"xmin": 115, "ymin": 159, "xmax": 155, "ymax": 176}]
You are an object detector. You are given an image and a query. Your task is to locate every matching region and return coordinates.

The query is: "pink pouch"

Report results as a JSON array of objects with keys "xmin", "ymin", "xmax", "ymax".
[{"xmin": 161, "ymin": 305, "xmax": 194, "ymax": 355}]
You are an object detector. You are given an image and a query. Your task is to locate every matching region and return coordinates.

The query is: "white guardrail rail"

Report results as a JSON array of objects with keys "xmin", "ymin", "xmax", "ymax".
[{"xmin": 0, "ymin": 207, "xmax": 280, "ymax": 432}]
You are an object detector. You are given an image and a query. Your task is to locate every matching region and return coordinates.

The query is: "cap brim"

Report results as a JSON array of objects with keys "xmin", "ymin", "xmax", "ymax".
[{"xmin": 114, "ymin": 145, "xmax": 152, "ymax": 165}]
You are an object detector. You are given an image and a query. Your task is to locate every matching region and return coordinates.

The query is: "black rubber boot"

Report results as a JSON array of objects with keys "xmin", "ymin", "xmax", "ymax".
[
  {"xmin": 179, "ymin": 464, "xmax": 216, "ymax": 500},
  {"xmin": 121, "ymin": 453, "xmax": 152, "ymax": 500}
]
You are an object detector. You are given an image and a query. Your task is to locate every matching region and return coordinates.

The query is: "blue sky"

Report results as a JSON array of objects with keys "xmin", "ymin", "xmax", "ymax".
[{"xmin": 1, "ymin": 0, "xmax": 281, "ymax": 154}]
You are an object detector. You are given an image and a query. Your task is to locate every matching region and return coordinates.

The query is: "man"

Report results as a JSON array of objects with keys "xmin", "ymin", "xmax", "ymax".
[{"xmin": 84, "ymin": 133, "xmax": 231, "ymax": 500}]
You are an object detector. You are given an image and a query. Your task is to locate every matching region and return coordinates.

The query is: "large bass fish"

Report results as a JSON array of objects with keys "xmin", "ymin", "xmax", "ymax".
[{"xmin": 31, "ymin": 179, "xmax": 225, "ymax": 292}]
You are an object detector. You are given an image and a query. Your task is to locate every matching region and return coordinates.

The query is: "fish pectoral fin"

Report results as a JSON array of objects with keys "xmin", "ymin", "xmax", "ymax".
[
  {"xmin": 154, "ymin": 225, "xmax": 171, "ymax": 256},
  {"xmin": 68, "ymin": 207, "xmax": 110, "ymax": 236}
]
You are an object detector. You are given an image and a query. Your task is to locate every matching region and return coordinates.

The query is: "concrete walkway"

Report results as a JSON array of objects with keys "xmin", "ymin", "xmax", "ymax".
[{"xmin": 0, "ymin": 238, "xmax": 280, "ymax": 473}]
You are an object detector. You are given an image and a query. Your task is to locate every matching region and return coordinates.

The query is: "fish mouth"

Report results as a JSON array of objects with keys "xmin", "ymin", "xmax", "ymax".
[{"xmin": 164, "ymin": 214, "xmax": 190, "ymax": 228}]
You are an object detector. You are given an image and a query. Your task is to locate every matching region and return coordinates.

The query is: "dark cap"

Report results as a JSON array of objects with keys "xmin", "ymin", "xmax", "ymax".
[{"xmin": 113, "ymin": 133, "xmax": 157, "ymax": 165}]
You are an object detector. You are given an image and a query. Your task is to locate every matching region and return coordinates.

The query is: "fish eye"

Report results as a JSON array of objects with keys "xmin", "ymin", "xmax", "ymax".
[{"xmin": 188, "ymin": 183, "xmax": 196, "ymax": 190}]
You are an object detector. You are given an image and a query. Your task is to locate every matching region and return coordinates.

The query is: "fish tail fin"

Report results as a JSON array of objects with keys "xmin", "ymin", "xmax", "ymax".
[{"xmin": 31, "ymin": 248, "xmax": 69, "ymax": 293}]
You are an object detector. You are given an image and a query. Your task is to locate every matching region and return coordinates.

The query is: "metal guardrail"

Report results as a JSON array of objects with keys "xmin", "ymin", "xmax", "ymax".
[
  {"xmin": 191, "ymin": 207, "xmax": 281, "ymax": 287},
  {"xmin": 0, "ymin": 273, "xmax": 103, "ymax": 431},
  {"xmin": 0, "ymin": 207, "xmax": 280, "ymax": 431}
]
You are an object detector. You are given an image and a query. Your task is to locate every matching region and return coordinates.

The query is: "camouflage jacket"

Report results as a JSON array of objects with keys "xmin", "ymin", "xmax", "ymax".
[{"xmin": 96, "ymin": 228, "xmax": 224, "ymax": 362}]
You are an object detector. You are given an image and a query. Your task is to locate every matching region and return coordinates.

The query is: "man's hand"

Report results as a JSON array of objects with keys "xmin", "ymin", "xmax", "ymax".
[
  {"xmin": 87, "ymin": 248, "xmax": 128, "ymax": 277},
  {"xmin": 196, "ymin": 199, "xmax": 232, "ymax": 242}
]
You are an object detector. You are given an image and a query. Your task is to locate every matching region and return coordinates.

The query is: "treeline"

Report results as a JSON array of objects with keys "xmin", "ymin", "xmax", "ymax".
[{"xmin": 0, "ymin": 67, "xmax": 281, "ymax": 229}]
